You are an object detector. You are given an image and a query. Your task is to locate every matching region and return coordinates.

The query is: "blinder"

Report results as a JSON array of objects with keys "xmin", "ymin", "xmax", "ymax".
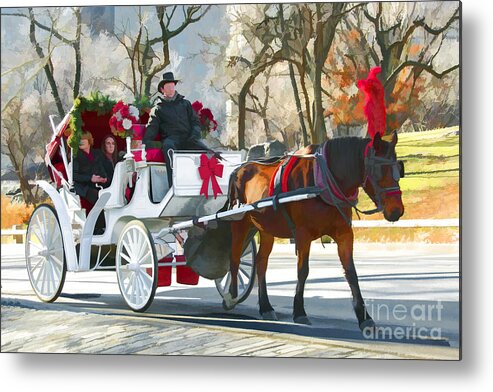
[
  {"xmin": 398, "ymin": 160, "xmax": 405, "ymax": 178},
  {"xmin": 363, "ymin": 147, "xmax": 403, "ymax": 211}
]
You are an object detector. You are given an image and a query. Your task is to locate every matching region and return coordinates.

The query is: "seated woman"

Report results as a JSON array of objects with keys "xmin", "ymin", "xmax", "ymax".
[
  {"xmin": 100, "ymin": 134, "xmax": 119, "ymax": 184},
  {"xmin": 73, "ymin": 131, "xmax": 108, "ymax": 205}
]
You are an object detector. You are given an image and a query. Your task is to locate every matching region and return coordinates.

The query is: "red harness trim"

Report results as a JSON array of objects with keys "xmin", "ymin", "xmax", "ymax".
[
  {"xmin": 268, "ymin": 157, "xmax": 300, "ymax": 196},
  {"xmin": 385, "ymin": 190, "xmax": 402, "ymax": 197}
]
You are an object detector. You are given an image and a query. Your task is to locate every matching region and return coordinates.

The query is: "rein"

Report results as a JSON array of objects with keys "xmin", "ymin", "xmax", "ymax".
[{"xmin": 288, "ymin": 142, "xmax": 401, "ymax": 226}]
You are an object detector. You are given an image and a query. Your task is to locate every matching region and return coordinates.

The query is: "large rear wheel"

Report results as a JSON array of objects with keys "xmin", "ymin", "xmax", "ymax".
[{"xmin": 25, "ymin": 204, "xmax": 66, "ymax": 302}]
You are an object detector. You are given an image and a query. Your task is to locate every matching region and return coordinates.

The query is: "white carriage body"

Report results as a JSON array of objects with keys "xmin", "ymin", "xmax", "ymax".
[{"xmin": 40, "ymin": 146, "xmax": 244, "ymax": 272}]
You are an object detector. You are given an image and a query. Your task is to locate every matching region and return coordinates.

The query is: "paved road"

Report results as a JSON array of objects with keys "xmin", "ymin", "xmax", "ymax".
[{"xmin": 1, "ymin": 243, "xmax": 460, "ymax": 359}]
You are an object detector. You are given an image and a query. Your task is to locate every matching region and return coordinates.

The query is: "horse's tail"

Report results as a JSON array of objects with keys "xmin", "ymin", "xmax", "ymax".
[{"xmin": 219, "ymin": 165, "xmax": 242, "ymax": 213}]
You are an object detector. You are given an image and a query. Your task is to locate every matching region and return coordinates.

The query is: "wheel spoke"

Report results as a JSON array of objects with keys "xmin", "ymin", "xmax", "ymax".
[
  {"xmin": 35, "ymin": 214, "xmax": 45, "ymax": 243},
  {"xmin": 124, "ymin": 273, "xmax": 135, "ymax": 297},
  {"xmin": 120, "ymin": 252, "xmax": 132, "ymax": 264},
  {"xmin": 140, "ymin": 270, "xmax": 153, "ymax": 287},
  {"xmin": 49, "ymin": 229, "xmax": 61, "ymax": 249},
  {"xmin": 129, "ymin": 229, "xmax": 137, "ymax": 258},
  {"xmin": 134, "ymin": 233, "xmax": 146, "ymax": 262},
  {"xmin": 239, "ymin": 266, "xmax": 251, "ymax": 279},
  {"xmin": 50, "ymin": 254, "xmax": 63, "ymax": 269},
  {"xmin": 238, "ymin": 271, "xmax": 246, "ymax": 290},
  {"xmin": 37, "ymin": 262, "xmax": 47, "ymax": 295},
  {"xmin": 123, "ymin": 236, "xmax": 135, "ymax": 261},
  {"xmin": 32, "ymin": 225, "xmax": 44, "ymax": 246},
  {"xmin": 49, "ymin": 247, "xmax": 64, "ymax": 255},
  {"xmin": 137, "ymin": 273, "xmax": 147, "ymax": 302},
  {"xmin": 137, "ymin": 250, "xmax": 152, "ymax": 266},
  {"xmin": 223, "ymin": 273, "xmax": 231, "ymax": 292},
  {"xmin": 31, "ymin": 257, "xmax": 44, "ymax": 281},
  {"xmin": 46, "ymin": 259, "xmax": 56, "ymax": 294},
  {"xmin": 29, "ymin": 255, "xmax": 44, "ymax": 271},
  {"xmin": 133, "ymin": 273, "xmax": 140, "ymax": 305},
  {"xmin": 48, "ymin": 256, "xmax": 62, "ymax": 282},
  {"xmin": 28, "ymin": 240, "xmax": 42, "ymax": 250}
]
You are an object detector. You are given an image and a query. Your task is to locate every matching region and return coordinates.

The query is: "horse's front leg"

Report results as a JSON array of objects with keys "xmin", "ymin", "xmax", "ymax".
[
  {"xmin": 334, "ymin": 228, "xmax": 375, "ymax": 332},
  {"xmin": 293, "ymin": 231, "xmax": 312, "ymax": 325}
]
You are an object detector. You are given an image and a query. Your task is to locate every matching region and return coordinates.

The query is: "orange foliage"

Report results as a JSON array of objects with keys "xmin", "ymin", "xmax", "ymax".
[
  {"xmin": 408, "ymin": 43, "xmax": 422, "ymax": 57},
  {"xmin": 1, "ymin": 196, "xmax": 35, "ymax": 229}
]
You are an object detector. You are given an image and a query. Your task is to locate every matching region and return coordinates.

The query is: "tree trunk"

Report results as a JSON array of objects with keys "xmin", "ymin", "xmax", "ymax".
[
  {"xmin": 237, "ymin": 85, "xmax": 250, "ymax": 150},
  {"xmin": 288, "ymin": 63, "xmax": 308, "ymax": 146},
  {"xmin": 73, "ymin": 9, "xmax": 82, "ymax": 99},
  {"xmin": 311, "ymin": 4, "xmax": 344, "ymax": 144},
  {"xmin": 28, "ymin": 8, "xmax": 65, "ymax": 118}
]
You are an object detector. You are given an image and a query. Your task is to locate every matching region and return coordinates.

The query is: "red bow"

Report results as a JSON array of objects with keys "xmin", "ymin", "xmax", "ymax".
[{"xmin": 198, "ymin": 154, "xmax": 224, "ymax": 199}]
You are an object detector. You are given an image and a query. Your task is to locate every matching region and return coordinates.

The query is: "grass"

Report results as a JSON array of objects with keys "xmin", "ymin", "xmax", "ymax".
[
  {"xmin": 351, "ymin": 126, "xmax": 459, "ymax": 242},
  {"xmin": 358, "ymin": 126, "xmax": 460, "ymax": 219}
]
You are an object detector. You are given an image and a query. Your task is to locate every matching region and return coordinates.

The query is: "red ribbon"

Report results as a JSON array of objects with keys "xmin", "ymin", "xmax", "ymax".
[{"xmin": 198, "ymin": 154, "xmax": 224, "ymax": 199}]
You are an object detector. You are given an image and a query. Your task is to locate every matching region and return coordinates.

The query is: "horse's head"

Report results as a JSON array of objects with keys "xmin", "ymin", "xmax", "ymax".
[{"xmin": 362, "ymin": 131, "xmax": 405, "ymax": 222}]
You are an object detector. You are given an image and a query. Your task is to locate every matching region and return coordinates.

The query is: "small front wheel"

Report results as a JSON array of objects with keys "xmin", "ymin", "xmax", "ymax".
[
  {"xmin": 215, "ymin": 239, "xmax": 256, "ymax": 304},
  {"xmin": 115, "ymin": 220, "xmax": 158, "ymax": 312},
  {"xmin": 25, "ymin": 204, "xmax": 67, "ymax": 302}
]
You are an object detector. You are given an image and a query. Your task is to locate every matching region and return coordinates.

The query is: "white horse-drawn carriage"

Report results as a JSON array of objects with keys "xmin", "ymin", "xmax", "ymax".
[{"xmin": 25, "ymin": 100, "xmax": 316, "ymax": 312}]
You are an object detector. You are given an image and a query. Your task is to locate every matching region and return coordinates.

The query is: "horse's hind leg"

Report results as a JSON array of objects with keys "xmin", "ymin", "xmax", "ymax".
[
  {"xmin": 256, "ymin": 231, "xmax": 277, "ymax": 321},
  {"xmin": 334, "ymin": 228, "xmax": 375, "ymax": 332},
  {"xmin": 293, "ymin": 232, "xmax": 312, "ymax": 325},
  {"xmin": 223, "ymin": 217, "xmax": 252, "ymax": 311}
]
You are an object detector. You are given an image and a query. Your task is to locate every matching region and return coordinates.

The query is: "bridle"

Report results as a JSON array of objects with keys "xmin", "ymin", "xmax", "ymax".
[{"xmin": 362, "ymin": 145, "xmax": 403, "ymax": 214}]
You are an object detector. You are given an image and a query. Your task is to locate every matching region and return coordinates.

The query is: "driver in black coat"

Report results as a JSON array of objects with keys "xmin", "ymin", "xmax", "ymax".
[{"xmin": 143, "ymin": 72, "xmax": 209, "ymax": 187}]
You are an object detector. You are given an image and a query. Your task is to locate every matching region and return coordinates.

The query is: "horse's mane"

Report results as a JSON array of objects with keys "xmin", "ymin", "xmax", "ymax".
[{"xmin": 324, "ymin": 137, "xmax": 370, "ymax": 185}]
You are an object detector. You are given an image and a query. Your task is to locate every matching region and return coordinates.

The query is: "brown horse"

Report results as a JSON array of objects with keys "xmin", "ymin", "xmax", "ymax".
[{"xmin": 222, "ymin": 132, "xmax": 404, "ymax": 331}]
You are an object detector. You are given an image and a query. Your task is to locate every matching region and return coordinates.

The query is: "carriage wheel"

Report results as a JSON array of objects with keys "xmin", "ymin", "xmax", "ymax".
[
  {"xmin": 116, "ymin": 220, "xmax": 158, "ymax": 312},
  {"xmin": 25, "ymin": 204, "xmax": 66, "ymax": 303},
  {"xmin": 215, "ymin": 239, "xmax": 257, "ymax": 304}
]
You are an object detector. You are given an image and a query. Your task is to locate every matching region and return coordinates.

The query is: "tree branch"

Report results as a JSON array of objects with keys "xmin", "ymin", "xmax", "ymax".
[
  {"xmin": 385, "ymin": 61, "xmax": 459, "ymax": 88},
  {"xmin": 414, "ymin": 7, "xmax": 459, "ymax": 35}
]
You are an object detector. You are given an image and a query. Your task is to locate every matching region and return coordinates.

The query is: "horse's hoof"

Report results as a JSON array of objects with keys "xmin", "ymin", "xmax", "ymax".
[
  {"xmin": 359, "ymin": 318, "xmax": 376, "ymax": 333},
  {"xmin": 261, "ymin": 310, "xmax": 278, "ymax": 321},
  {"xmin": 294, "ymin": 315, "xmax": 312, "ymax": 325},
  {"xmin": 222, "ymin": 293, "xmax": 237, "ymax": 311}
]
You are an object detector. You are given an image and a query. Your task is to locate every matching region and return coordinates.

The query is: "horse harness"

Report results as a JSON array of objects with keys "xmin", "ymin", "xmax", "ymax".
[{"xmin": 268, "ymin": 140, "xmax": 404, "ymax": 229}]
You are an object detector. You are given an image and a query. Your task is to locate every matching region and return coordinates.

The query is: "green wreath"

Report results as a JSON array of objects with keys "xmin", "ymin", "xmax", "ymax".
[{"xmin": 67, "ymin": 92, "xmax": 153, "ymax": 153}]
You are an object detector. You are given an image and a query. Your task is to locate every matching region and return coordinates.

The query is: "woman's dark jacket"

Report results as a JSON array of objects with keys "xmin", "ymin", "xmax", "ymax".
[
  {"xmin": 73, "ymin": 148, "xmax": 108, "ymax": 198},
  {"xmin": 101, "ymin": 156, "xmax": 114, "ymax": 185},
  {"xmin": 143, "ymin": 94, "xmax": 202, "ymax": 145}
]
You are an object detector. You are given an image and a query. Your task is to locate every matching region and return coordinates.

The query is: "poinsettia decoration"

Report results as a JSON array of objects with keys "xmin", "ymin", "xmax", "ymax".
[
  {"xmin": 192, "ymin": 101, "xmax": 218, "ymax": 139},
  {"xmin": 109, "ymin": 100, "xmax": 141, "ymax": 139}
]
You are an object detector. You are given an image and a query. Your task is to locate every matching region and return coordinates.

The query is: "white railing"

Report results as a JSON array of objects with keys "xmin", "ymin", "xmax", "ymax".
[
  {"xmin": 352, "ymin": 218, "xmax": 459, "ymax": 228},
  {"xmin": 1, "ymin": 226, "xmax": 26, "ymax": 244}
]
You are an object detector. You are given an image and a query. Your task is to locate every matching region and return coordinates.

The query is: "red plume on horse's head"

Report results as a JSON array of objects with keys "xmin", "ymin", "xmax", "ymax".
[{"xmin": 357, "ymin": 66, "xmax": 386, "ymax": 140}]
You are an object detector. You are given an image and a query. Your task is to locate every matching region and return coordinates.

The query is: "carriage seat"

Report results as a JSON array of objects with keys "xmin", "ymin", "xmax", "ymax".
[
  {"xmin": 131, "ymin": 124, "xmax": 165, "ymax": 163},
  {"xmin": 52, "ymin": 162, "xmax": 68, "ymax": 188},
  {"xmin": 133, "ymin": 147, "xmax": 165, "ymax": 163},
  {"xmin": 98, "ymin": 161, "xmax": 130, "ymax": 209}
]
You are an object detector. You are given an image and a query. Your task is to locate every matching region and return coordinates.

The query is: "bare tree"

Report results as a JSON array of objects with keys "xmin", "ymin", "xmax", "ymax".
[
  {"xmin": 113, "ymin": 5, "xmax": 211, "ymax": 99},
  {"xmin": 1, "ymin": 96, "xmax": 49, "ymax": 205},
  {"xmin": 362, "ymin": 2, "xmax": 459, "ymax": 132},
  {"xmin": 3, "ymin": 7, "xmax": 83, "ymax": 117}
]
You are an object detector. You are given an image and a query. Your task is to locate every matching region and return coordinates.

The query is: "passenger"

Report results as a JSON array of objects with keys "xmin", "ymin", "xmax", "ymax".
[
  {"xmin": 73, "ymin": 131, "xmax": 108, "ymax": 205},
  {"xmin": 101, "ymin": 134, "xmax": 119, "ymax": 185},
  {"xmin": 143, "ymin": 71, "xmax": 209, "ymax": 188}
]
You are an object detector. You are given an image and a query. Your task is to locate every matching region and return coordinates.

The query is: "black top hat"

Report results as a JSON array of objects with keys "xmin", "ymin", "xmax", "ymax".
[{"xmin": 158, "ymin": 72, "xmax": 180, "ymax": 92}]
